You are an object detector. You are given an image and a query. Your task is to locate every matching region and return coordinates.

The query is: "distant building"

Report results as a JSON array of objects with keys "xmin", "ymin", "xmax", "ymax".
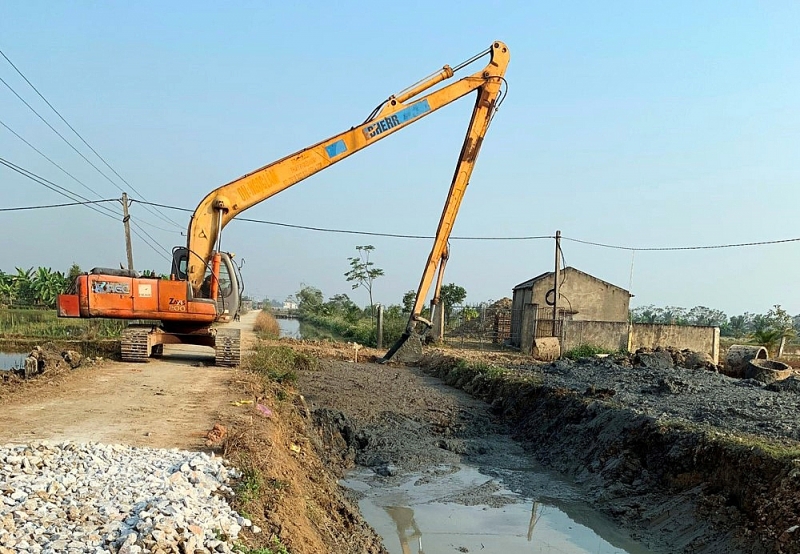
[
  {"xmin": 510, "ymin": 267, "xmax": 631, "ymax": 347},
  {"xmin": 283, "ymin": 300, "xmax": 298, "ymax": 311}
]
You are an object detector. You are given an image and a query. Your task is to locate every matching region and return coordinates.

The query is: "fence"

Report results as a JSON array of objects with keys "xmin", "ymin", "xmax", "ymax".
[
  {"xmin": 442, "ymin": 303, "xmax": 514, "ymax": 351},
  {"xmin": 441, "ymin": 303, "xmax": 719, "ymax": 363}
]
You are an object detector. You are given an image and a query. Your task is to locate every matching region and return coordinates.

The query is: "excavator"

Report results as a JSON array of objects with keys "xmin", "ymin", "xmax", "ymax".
[{"xmin": 56, "ymin": 40, "xmax": 510, "ymax": 366}]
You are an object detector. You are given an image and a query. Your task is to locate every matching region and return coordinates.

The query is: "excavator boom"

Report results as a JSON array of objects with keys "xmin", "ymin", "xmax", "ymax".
[
  {"xmin": 187, "ymin": 42, "xmax": 510, "ymax": 298},
  {"xmin": 58, "ymin": 41, "xmax": 510, "ymax": 366}
]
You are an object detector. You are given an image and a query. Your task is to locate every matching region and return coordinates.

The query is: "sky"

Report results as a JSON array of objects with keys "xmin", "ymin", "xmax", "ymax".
[{"xmin": 1, "ymin": 1, "xmax": 799, "ymax": 316}]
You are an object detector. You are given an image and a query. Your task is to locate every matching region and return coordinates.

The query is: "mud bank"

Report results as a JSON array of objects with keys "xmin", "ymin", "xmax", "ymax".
[{"xmin": 418, "ymin": 354, "xmax": 800, "ymax": 554}]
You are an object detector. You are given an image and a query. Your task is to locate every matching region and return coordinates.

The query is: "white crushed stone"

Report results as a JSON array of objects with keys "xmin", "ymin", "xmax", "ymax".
[{"xmin": 0, "ymin": 441, "xmax": 258, "ymax": 554}]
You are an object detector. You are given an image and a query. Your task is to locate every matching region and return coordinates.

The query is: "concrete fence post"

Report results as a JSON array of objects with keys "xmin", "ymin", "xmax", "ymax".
[{"xmin": 376, "ymin": 304, "xmax": 384, "ymax": 349}]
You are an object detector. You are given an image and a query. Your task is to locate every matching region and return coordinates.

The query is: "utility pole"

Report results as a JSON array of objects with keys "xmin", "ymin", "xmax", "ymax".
[
  {"xmin": 121, "ymin": 193, "xmax": 134, "ymax": 270},
  {"xmin": 552, "ymin": 230, "xmax": 561, "ymax": 337}
]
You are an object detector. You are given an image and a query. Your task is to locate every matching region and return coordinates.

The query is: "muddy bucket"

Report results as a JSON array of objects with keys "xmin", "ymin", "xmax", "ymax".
[
  {"xmin": 745, "ymin": 359, "xmax": 793, "ymax": 384},
  {"xmin": 724, "ymin": 345, "xmax": 767, "ymax": 378}
]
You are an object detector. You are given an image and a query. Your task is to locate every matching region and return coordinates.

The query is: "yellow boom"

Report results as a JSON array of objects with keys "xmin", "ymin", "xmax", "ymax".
[{"xmin": 186, "ymin": 41, "xmax": 510, "ymax": 357}]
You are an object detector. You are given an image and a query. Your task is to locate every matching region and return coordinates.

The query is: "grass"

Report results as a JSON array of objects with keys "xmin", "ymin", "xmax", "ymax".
[
  {"xmin": 253, "ymin": 310, "xmax": 281, "ymax": 340},
  {"xmin": 0, "ymin": 307, "xmax": 126, "ymax": 339},
  {"xmin": 235, "ymin": 461, "xmax": 263, "ymax": 504},
  {"xmin": 563, "ymin": 344, "xmax": 617, "ymax": 360},
  {"xmin": 234, "ymin": 536, "xmax": 290, "ymax": 554},
  {"xmin": 243, "ymin": 345, "xmax": 319, "ymax": 384}
]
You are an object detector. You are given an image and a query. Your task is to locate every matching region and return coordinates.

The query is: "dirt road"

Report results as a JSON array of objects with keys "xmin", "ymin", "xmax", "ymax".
[{"xmin": 0, "ymin": 311, "xmax": 259, "ymax": 448}]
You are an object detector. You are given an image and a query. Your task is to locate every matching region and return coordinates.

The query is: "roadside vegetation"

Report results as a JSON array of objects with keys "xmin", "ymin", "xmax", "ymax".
[
  {"xmin": 253, "ymin": 310, "xmax": 281, "ymax": 339},
  {"xmin": 0, "ymin": 263, "xmax": 125, "ymax": 342}
]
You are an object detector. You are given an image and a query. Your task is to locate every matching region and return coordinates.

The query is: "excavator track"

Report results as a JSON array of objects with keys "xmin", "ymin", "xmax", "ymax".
[
  {"xmin": 215, "ymin": 328, "xmax": 241, "ymax": 367},
  {"xmin": 120, "ymin": 326, "xmax": 152, "ymax": 362}
]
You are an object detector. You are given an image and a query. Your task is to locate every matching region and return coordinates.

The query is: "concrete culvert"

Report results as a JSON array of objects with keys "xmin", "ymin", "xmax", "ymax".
[
  {"xmin": 745, "ymin": 359, "xmax": 793, "ymax": 384},
  {"xmin": 724, "ymin": 345, "xmax": 768, "ymax": 378}
]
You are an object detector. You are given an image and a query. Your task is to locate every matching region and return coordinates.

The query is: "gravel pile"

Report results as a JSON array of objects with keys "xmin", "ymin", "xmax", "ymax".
[{"xmin": 0, "ymin": 441, "xmax": 259, "ymax": 554}]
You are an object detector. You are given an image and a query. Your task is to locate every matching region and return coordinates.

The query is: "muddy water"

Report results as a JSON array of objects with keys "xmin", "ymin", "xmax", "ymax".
[
  {"xmin": 0, "ymin": 352, "xmax": 25, "ymax": 371},
  {"xmin": 344, "ymin": 463, "xmax": 652, "ymax": 554}
]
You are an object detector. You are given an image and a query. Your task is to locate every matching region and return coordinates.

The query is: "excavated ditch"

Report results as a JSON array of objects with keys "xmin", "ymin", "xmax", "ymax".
[
  {"xmin": 419, "ymin": 353, "xmax": 800, "ymax": 553},
  {"xmin": 298, "ymin": 351, "xmax": 800, "ymax": 554}
]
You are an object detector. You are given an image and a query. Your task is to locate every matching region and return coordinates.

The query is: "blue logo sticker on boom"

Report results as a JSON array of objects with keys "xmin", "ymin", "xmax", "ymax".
[
  {"xmin": 362, "ymin": 99, "xmax": 431, "ymax": 140},
  {"xmin": 325, "ymin": 140, "xmax": 347, "ymax": 159}
]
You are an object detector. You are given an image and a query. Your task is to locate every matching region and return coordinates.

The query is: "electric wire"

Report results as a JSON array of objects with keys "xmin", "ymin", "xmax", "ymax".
[
  {"xmin": 129, "ymin": 219, "xmax": 173, "ymax": 259},
  {"xmin": 0, "ymin": 122, "xmax": 179, "ymax": 234},
  {"xmin": 0, "ymin": 157, "xmax": 119, "ymax": 221},
  {"xmin": 0, "ymin": 48, "xmax": 184, "ymax": 230},
  {"xmin": 0, "ymin": 117, "xmax": 115, "ymax": 208},
  {"xmin": 0, "ymin": 158, "xmax": 172, "ymax": 262},
  {"xmin": 561, "ymin": 235, "xmax": 800, "ymax": 251},
  {"xmin": 130, "ymin": 198, "xmax": 800, "ymax": 250},
  {"xmin": 0, "ymin": 198, "xmax": 117, "ymax": 212},
  {"xmin": 4, "ymin": 192, "xmax": 797, "ymax": 253},
  {"xmin": 129, "ymin": 199, "xmax": 554, "ymax": 240}
]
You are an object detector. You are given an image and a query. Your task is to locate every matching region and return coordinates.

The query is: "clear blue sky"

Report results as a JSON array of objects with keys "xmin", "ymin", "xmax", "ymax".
[{"xmin": 1, "ymin": 1, "xmax": 799, "ymax": 316}]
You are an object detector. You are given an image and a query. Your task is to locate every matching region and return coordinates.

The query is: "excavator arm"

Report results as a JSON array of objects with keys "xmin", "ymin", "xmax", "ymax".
[{"xmin": 186, "ymin": 41, "xmax": 510, "ymax": 296}]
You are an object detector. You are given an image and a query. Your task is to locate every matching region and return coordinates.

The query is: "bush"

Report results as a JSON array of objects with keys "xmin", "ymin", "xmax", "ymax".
[
  {"xmin": 253, "ymin": 310, "xmax": 280, "ymax": 339},
  {"xmin": 244, "ymin": 345, "xmax": 319, "ymax": 383},
  {"xmin": 563, "ymin": 344, "xmax": 615, "ymax": 360},
  {"xmin": 298, "ymin": 311, "xmax": 406, "ymax": 347}
]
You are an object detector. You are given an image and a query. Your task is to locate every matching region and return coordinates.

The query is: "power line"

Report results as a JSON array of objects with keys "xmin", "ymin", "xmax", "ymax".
[
  {"xmin": 130, "ymin": 219, "xmax": 173, "ymax": 259},
  {"xmin": 129, "ymin": 199, "xmax": 555, "ymax": 240},
  {"xmin": 561, "ymin": 236, "xmax": 800, "ymax": 251},
  {"xmin": 0, "ymin": 48, "xmax": 184, "ymax": 230},
  {"xmin": 130, "ymin": 199, "xmax": 800, "ymax": 249},
  {"xmin": 0, "ymin": 157, "xmax": 119, "ymax": 221},
  {"xmin": 0, "ymin": 49, "xmax": 183, "ymax": 229},
  {"xmin": 0, "ymin": 117, "xmax": 116, "ymax": 210},
  {"xmin": 0, "ymin": 146, "xmax": 177, "ymax": 234},
  {"xmin": 0, "ymin": 198, "xmax": 117, "ymax": 212},
  {"xmin": 5, "ymin": 192, "xmax": 797, "ymax": 252}
]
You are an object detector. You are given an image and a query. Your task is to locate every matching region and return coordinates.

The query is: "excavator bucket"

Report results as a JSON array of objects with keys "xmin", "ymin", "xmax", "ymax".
[{"xmin": 381, "ymin": 331, "xmax": 423, "ymax": 363}]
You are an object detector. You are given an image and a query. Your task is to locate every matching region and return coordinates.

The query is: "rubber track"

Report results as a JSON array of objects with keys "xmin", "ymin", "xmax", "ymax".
[
  {"xmin": 121, "ymin": 327, "xmax": 150, "ymax": 362},
  {"xmin": 215, "ymin": 328, "xmax": 241, "ymax": 367}
]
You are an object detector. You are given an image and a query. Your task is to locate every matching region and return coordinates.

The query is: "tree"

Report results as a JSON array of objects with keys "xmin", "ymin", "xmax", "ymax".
[
  {"xmin": 765, "ymin": 304, "xmax": 796, "ymax": 357},
  {"xmin": 296, "ymin": 285, "xmax": 324, "ymax": 315},
  {"xmin": 0, "ymin": 271, "xmax": 14, "ymax": 305},
  {"xmin": 12, "ymin": 267, "xmax": 35, "ymax": 306},
  {"xmin": 324, "ymin": 293, "xmax": 361, "ymax": 323},
  {"xmin": 401, "ymin": 290, "xmax": 416, "ymax": 314},
  {"xmin": 630, "ymin": 305, "xmax": 660, "ymax": 324},
  {"xmin": 723, "ymin": 315, "xmax": 750, "ymax": 338},
  {"xmin": 686, "ymin": 306, "xmax": 727, "ymax": 327},
  {"xmin": 344, "ymin": 245, "xmax": 384, "ymax": 321},
  {"xmin": 439, "ymin": 283, "xmax": 467, "ymax": 324},
  {"xmin": 67, "ymin": 263, "xmax": 83, "ymax": 283}
]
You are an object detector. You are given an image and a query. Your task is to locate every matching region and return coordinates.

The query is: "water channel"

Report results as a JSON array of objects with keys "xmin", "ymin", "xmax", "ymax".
[
  {"xmin": 0, "ymin": 352, "xmax": 25, "ymax": 371},
  {"xmin": 276, "ymin": 317, "xmax": 301, "ymax": 338},
  {"xmin": 277, "ymin": 315, "xmax": 651, "ymax": 552},
  {"xmin": 343, "ymin": 461, "xmax": 651, "ymax": 554}
]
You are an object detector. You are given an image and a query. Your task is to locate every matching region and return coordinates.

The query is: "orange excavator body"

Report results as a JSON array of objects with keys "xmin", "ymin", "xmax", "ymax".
[{"xmin": 57, "ymin": 274, "xmax": 216, "ymax": 326}]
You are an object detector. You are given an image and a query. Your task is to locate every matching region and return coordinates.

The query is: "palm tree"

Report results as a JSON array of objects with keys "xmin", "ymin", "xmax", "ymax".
[{"xmin": 750, "ymin": 328, "xmax": 783, "ymax": 357}]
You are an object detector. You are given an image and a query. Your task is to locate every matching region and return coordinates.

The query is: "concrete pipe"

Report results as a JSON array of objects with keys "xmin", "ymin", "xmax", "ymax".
[
  {"xmin": 724, "ymin": 345, "xmax": 768, "ymax": 378},
  {"xmin": 745, "ymin": 359, "xmax": 793, "ymax": 384}
]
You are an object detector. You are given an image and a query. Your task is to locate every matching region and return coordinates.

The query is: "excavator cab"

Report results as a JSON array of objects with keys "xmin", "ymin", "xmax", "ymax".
[{"xmin": 171, "ymin": 247, "xmax": 241, "ymax": 322}]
